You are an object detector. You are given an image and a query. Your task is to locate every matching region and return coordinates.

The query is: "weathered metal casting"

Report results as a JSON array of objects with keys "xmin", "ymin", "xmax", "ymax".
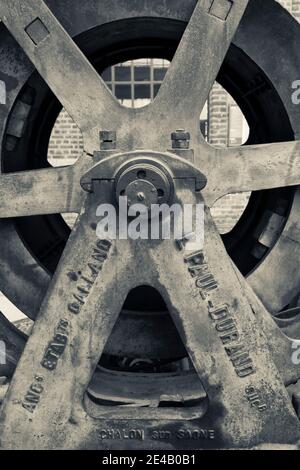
[
  {"xmin": 0, "ymin": 0, "xmax": 297, "ymax": 321},
  {"xmin": 0, "ymin": 0, "xmax": 299, "ymax": 450}
]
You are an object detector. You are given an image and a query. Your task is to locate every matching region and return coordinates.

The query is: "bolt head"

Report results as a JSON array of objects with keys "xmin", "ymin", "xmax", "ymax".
[
  {"xmin": 137, "ymin": 192, "xmax": 145, "ymax": 202},
  {"xmin": 171, "ymin": 130, "xmax": 190, "ymax": 141},
  {"xmin": 99, "ymin": 130, "xmax": 116, "ymax": 142},
  {"xmin": 172, "ymin": 140, "xmax": 190, "ymax": 150},
  {"xmin": 100, "ymin": 141, "xmax": 117, "ymax": 150},
  {"xmin": 99, "ymin": 130, "xmax": 117, "ymax": 150},
  {"xmin": 126, "ymin": 180, "xmax": 158, "ymax": 209}
]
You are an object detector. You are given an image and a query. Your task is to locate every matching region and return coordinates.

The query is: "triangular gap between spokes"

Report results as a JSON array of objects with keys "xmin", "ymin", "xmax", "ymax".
[{"xmin": 86, "ymin": 286, "xmax": 207, "ymax": 410}]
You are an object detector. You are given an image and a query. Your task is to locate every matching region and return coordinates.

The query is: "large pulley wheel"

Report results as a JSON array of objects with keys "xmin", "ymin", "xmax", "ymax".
[{"xmin": 0, "ymin": 0, "xmax": 299, "ymax": 450}]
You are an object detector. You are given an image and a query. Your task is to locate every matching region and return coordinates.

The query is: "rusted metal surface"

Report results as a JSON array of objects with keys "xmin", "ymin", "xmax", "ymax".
[
  {"xmin": 86, "ymin": 367, "xmax": 207, "ymax": 412},
  {"xmin": 0, "ymin": 0, "xmax": 296, "ymax": 322},
  {"xmin": 152, "ymin": 0, "xmax": 250, "ymax": 126},
  {"xmin": 0, "ymin": 0, "xmax": 299, "ymax": 450},
  {"xmin": 0, "ymin": 0, "xmax": 127, "ymax": 155},
  {"xmin": 0, "ymin": 158, "xmax": 299, "ymax": 448},
  {"xmin": 0, "ymin": 164, "xmax": 86, "ymax": 218},
  {"xmin": 204, "ymin": 141, "xmax": 300, "ymax": 206}
]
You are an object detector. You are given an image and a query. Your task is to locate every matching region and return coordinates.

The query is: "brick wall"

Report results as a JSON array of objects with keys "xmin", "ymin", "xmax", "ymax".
[
  {"xmin": 48, "ymin": 110, "xmax": 83, "ymax": 167},
  {"xmin": 293, "ymin": 1, "xmax": 300, "ymax": 17},
  {"xmin": 208, "ymin": 83, "xmax": 228, "ymax": 147},
  {"xmin": 279, "ymin": 0, "xmax": 300, "ymax": 17},
  {"xmin": 280, "ymin": 0, "xmax": 293, "ymax": 11}
]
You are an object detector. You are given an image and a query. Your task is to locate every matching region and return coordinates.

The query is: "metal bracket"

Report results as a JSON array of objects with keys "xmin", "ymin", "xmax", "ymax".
[{"xmin": 80, "ymin": 150, "xmax": 207, "ymax": 193}]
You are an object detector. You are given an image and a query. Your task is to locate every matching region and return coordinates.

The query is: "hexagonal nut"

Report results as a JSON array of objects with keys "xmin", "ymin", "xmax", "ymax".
[
  {"xmin": 99, "ymin": 130, "xmax": 116, "ymax": 142},
  {"xmin": 101, "ymin": 141, "xmax": 117, "ymax": 150},
  {"xmin": 171, "ymin": 130, "xmax": 190, "ymax": 141},
  {"xmin": 172, "ymin": 140, "xmax": 190, "ymax": 149}
]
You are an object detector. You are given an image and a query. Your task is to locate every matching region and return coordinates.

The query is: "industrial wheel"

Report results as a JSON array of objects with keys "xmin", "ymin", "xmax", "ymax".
[{"xmin": 0, "ymin": 0, "xmax": 300, "ymax": 449}]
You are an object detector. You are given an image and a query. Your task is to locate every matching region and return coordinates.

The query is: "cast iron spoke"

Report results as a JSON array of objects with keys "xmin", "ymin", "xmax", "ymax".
[
  {"xmin": 0, "ymin": 165, "xmax": 83, "ymax": 217},
  {"xmin": 1, "ymin": 178, "xmax": 299, "ymax": 447},
  {"xmin": 204, "ymin": 140, "xmax": 300, "ymax": 205},
  {"xmin": 0, "ymin": 0, "xmax": 126, "ymax": 154},
  {"xmin": 232, "ymin": 263, "xmax": 300, "ymax": 386},
  {"xmin": 144, "ymin": 193, "xmax": 300, "ymax": 443},
  {"xmin": 153, "ymin": 0, "xmax": 249, "ymax": 123},
  {"xmin": 0, "ymin": 184, "xmax": 144, "ymax": 448}
]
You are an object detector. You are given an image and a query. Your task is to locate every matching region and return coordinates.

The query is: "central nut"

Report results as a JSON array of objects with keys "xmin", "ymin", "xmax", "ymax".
[{"xmin": 125, "ymin": 179, "xmax": 158, "ymax": 209}]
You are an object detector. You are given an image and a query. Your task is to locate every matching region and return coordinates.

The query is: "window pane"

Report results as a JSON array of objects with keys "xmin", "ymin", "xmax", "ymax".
[
  {"xmin": 134, "ymin": 84, "xmax": 151, "ymax": 99},
  {"xmin": 134, "ymin": 66, "xmax": 150, "ymax": 82},
  {"xmin": 115, "ymin": 65, "xmax": 131, "ymax": 81},
  {"xmin": 115, "ymin": 84, "xmax": 131, "ymax": 100}
]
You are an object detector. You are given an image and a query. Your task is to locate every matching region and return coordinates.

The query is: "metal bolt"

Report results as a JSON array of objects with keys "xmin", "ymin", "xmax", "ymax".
[
  {"xmin": 99, "ymin": 130, "xmax": 116, "ymax": 150},
  {"xmin": 125, "ymin": 180, "xmax": 158, "ymax": 210},
  {"xmin": 137, "ymin": 192, "xmax": 145, "ymax": 202},
  {"xmin": 171, "ymin": 129, "xmax": 190, "ymax": 149}
]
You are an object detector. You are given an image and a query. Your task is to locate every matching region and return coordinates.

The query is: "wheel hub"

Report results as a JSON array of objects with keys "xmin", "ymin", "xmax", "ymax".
[{"xmin": 115, "ymin": 159, "xmax": 174, "ymax": 209}]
